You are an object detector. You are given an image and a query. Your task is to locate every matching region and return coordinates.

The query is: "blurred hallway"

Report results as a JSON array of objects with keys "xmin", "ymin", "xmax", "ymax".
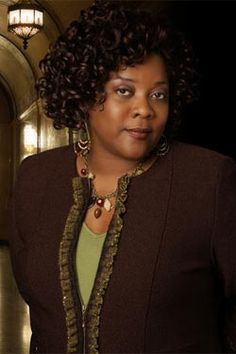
[{"xmin": 0, "ymin": 244, "xmax": 31, "ymax": 354}]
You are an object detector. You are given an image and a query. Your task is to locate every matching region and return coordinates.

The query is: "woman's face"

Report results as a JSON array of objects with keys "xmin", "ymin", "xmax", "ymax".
[{"xmin": 88, "ymin": 54, "xmax": 169, "ymax": 162}]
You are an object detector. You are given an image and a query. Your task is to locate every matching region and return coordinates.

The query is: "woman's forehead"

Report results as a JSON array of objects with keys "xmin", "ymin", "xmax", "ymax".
[{"xmin": 109, "ymin": 54, "xmax": 168, "ymax": 83}]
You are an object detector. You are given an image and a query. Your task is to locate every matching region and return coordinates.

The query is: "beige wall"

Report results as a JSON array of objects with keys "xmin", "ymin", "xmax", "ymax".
[{"xmin": 0, "ymin": 0, "xmax": 92, "ymax": 240}]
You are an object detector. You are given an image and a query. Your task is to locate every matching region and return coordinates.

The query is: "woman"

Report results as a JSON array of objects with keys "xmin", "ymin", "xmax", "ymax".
[{"xmin": 9, "ymin": 0, "xmax": 236, "ymax": 353}]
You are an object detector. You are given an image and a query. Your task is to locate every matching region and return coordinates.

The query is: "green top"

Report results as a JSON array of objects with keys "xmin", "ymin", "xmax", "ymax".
[{"xmin": 76, "ymin": 223, "xmax": 107, "ymax": 308}]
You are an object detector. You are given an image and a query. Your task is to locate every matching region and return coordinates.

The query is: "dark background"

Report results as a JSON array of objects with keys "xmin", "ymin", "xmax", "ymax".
[{"xmin": 167, "ymin": 1, "xmax": 236, "ymax": 160}]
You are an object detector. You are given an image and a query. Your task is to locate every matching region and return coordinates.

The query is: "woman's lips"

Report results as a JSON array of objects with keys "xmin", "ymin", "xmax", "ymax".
[{"xmin": 125, "ymin": 128, "xmax": 152, "ymax": 140}]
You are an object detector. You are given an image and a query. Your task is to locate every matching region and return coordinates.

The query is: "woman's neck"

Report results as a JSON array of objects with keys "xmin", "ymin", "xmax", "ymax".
[{"xmin": 87, "ymin": 151, "xmax": 146, "ymax": 178}]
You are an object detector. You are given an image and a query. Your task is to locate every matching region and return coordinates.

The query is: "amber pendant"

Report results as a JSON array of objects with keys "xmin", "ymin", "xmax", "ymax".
[
  {"xmin": 94, "ymin": 208, "xmax": 102, "ymax": 218},
  {"xmin": 96, "ymin": 198, "xmax": 104, "ymax": 207}
]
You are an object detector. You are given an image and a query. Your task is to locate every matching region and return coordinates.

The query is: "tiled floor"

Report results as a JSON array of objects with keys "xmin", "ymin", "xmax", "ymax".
[{"xmin": 0, "ymin": 245, "xmax": 31, "ymax": 354}]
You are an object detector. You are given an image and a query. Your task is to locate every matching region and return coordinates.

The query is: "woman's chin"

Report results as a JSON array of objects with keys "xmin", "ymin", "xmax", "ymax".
[{"xmin": 121, "ymin": 146, "xmax": 155, "ymax": 162}]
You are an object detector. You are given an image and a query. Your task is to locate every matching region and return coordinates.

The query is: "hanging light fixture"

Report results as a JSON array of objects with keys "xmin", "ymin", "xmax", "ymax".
[{"xmin": 8, "ymin": 0, "xmax": 44, "ymax": 50}]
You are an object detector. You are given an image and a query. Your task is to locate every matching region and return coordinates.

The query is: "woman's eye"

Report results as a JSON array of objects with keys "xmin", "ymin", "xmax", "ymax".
[
  {"xmin": 151, "ymin": 91, "xmax": 167, "ymax": 100},
  {"xmin": 116, "ymin": 88, "xmax": 131, "ymax": 96}
]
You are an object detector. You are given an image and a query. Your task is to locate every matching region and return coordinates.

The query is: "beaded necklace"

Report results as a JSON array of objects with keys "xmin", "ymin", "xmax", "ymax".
[{"xmin": 80, "ymin": 153, "xmax": 145, "ymax": 219}]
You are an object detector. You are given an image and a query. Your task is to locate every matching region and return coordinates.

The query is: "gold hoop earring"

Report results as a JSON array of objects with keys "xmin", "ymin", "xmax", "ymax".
[
  {"xmin": 156, "ymin": 135, "xmax": 169, "ymax": 156},
  {"xmin": 74, "ymin": 120, "xmax": 91, "ymax": 156}
]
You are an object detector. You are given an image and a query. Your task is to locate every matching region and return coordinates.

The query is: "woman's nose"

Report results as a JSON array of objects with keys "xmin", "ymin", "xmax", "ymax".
[{"xmin": 131, "ymin": 97, "xmax": 154, "ymax": 119}]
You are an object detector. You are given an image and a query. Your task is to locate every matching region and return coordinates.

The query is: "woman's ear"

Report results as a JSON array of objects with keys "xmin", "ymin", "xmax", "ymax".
[{"xmin": 94, "ymin": 91, "xmax": 106, "ymax": 112}]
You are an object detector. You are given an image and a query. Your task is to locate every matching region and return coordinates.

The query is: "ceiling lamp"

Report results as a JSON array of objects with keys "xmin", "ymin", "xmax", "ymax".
[{"xmin": 8, "ymin": 0, "xmax": 44, "ymax": 50}]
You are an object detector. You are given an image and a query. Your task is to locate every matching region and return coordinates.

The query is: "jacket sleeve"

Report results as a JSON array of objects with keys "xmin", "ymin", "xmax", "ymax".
[{"xmin": 212, "ymin": 157, "xmax": 236, "ymax": 352}]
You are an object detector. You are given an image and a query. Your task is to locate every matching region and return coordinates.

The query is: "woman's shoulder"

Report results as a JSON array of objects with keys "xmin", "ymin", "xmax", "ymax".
[
  {"xmin": 22, "ymin": 144, "xmax": 74, "ymax": 165},
  {"xmin": 171, "ymin": 140, "xmax": 235, "ymax": 166},
  {"xmin": 19, "ymin": 144, "xmax": 74, "ymax": 172},
  {"xmin": 16, "ymin": 144, "xmax": 76, "ymax": 187},
  {"xmin": 170, "ymin": 140, "xmax": 236, "ymax": 182}
]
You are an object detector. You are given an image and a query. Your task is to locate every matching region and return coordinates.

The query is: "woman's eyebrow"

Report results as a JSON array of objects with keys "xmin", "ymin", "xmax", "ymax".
[
  {"xmin": 111, "ymin": 74, "xmax": 135, "ymax": 82},
  {"xmin": 112, "ymin": 74, "xmax": 168, "ymax": 86}
]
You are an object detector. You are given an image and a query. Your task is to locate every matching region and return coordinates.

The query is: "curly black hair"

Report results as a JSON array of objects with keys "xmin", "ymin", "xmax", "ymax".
[{"xmin": 36, "ymin": 0, "xmax": 198, "ymax": 137}]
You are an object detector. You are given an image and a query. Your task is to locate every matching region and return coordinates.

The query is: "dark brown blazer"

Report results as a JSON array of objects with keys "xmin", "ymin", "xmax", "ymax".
[{"xmin": 8, "ymin": 141, "xmax": 236, "ymax": 353}]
